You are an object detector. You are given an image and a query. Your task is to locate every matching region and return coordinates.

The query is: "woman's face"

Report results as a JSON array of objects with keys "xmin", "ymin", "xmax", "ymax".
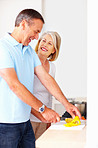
[{"xmin": 38, "ymin": 34, "xmax": 55, "ymax": 58}]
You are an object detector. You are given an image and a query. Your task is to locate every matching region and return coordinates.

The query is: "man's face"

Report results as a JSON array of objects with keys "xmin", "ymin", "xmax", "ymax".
[{"xmin": 22, "ymin": 19, "xmax": 43, "ymax": 46}]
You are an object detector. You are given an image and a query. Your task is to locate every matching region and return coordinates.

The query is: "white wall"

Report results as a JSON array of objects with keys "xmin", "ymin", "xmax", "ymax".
[
  {"xmin": 42, "ymin": 0, "xmax": 87, "ymax": 98},
  {"xmin": 87, "ymin": 0, "xmax": 98, "ymax": 147},
  {"xmin": 0, "ymin": 0, "xmax": 42, "ymax": 48},
  {"xmin": 0, "ymin": 0, "xmax": 87, "ymax": 98}
]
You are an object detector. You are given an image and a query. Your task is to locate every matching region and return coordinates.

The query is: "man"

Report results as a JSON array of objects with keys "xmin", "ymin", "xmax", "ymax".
[{"xmin": 0, "ymin": 9, "xmax": 81, "ymax": 148}]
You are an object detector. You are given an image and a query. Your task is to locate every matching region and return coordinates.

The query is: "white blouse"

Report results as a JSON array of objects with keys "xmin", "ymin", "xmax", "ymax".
[{"xmin": 30, "ymin": 62, "xmax": 56, "ymax": 122}]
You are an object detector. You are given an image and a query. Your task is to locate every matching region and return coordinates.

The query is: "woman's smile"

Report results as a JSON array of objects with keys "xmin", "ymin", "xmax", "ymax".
[{"xmin": 41, "ymin": 47, "xmax": 48, "ymax": 52}]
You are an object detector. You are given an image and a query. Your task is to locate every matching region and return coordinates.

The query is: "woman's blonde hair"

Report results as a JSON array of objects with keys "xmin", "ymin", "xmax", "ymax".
[{"xmin": 35, "ymin": 31, "xmax": 61, "ymax": 61}]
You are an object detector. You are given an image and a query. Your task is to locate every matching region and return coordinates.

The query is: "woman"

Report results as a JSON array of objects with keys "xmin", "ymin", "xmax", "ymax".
[{"xmin": 30, "ymin": 31, "xmax": 61, "ymax": 140}]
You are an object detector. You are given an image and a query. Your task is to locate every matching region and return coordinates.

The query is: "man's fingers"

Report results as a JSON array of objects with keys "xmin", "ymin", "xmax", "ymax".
[
  {"xmin": 56, "ymin": 116, "xmax": 60, "ymax": 122},
  {"xmin": 70, "ymin": 111, "xmax": 75, "ymax": 119}
]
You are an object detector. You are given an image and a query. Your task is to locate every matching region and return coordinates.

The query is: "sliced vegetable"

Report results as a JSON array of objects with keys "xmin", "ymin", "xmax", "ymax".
[
  {"xmin": 64, "ymin": 116, "xmax": 81, "ymax": 127},
  {"xmin": 81, "ymin": 116, "xmax": 86, "ymax": 120}
]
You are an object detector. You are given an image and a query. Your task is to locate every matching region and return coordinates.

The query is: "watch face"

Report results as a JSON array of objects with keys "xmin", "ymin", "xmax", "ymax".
[
  {"xmin": 40, "ymin": 107, "xmax": 44, "ymax": 112},
  {"xmin": 39, "ymin": 105, "xmax": 45, "ymax": 113}
]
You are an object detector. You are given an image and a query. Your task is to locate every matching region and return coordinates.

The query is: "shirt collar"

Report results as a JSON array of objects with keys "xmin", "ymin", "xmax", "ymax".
[
  {"xmin": 5, "ymin": 32, "xmax": 20, "ymax": 46},
  {"xmin": 5, "ymin": 33, "xmax": 29, "ymax": 52}
]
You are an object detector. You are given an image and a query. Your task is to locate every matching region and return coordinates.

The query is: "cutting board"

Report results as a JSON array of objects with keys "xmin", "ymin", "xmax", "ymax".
[{"xmin": 49, "ymin": 120, "xmax": 86, "ymax": 130}]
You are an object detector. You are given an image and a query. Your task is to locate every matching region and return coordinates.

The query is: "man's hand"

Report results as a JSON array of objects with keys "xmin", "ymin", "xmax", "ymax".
[
  {"xmin": 65, "ymin": 102, "xmax": 81, "ymax": 119},
  {"xmin": 41, "ymin": 106, "xmax": 60, "ymax": 123},
  {"xmin": 35, "ymin": 65, "xmax": 81, "ymax": 120}
]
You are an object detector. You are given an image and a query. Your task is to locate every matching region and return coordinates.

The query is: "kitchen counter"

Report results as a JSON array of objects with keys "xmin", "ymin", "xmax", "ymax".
[{"xmin": 36, "ymin": 121, "xmax": 86, "ymax": 148}]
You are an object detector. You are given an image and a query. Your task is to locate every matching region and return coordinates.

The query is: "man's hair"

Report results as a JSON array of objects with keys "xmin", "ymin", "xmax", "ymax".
[{"xmin": 15, "ymin": 9, "xmax": 45, "ymax": 27}]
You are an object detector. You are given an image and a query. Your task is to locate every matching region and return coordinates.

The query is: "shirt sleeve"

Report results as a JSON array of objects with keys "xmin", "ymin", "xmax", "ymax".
[
  {"xmin": 0, "ymin": 43, "xmax": 14, "ymax": 69},
  {"xmin": 32, "ymin": 48, "xmax": 41, "ymax": 67}
]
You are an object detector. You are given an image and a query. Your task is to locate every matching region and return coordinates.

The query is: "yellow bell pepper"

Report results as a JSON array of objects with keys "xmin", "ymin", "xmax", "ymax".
[{"xmin": 64, "ymin": 116, "xmax": 81, "ymax": 127}]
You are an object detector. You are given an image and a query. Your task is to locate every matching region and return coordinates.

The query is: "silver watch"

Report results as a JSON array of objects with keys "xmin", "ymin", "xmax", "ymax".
[{"xmin": 39, "ymin": 104, "xmax": 45, "ymax": 113}]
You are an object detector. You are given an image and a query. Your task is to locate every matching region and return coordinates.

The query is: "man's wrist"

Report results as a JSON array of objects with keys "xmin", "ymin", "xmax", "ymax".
[{"xmin": 39, "ymin": 104, "xmax": 45, "ymax": 113}]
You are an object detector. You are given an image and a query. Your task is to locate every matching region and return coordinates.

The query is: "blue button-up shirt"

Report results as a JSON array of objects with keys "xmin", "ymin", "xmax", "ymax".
[{"xmin": 0, "ymin": 33, "xmax": 41, "ymax": 123}]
